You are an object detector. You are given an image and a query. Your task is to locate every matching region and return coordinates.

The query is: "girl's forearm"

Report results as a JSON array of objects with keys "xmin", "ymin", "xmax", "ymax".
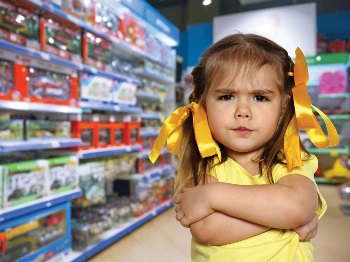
[
  {"xmin": 190, "ymin": 211, "xmax": 270, "ymax": 245},
  {"xmin": 206, "ymin": 175, "xmax": 318, "ymax": 229}
]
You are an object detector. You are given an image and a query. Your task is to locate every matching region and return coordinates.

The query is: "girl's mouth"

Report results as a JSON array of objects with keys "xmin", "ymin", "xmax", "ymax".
[{"xmin": 234, "ymin": 126, "xmax": 252, "ymax": 135}]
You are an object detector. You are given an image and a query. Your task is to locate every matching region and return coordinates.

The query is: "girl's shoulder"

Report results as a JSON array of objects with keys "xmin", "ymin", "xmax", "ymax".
[{"xmin": 273, "ymin": 153, "xmax": 318, "ymax": 182}]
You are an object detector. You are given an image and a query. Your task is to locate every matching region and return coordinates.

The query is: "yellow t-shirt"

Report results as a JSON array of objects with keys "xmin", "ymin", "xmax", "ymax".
[{"xmin": 191, "ymin": 154, "xmax": 327, "ymax": 262}]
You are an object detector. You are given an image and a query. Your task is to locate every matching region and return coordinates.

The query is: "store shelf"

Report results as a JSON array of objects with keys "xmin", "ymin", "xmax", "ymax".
[
  {"xmin": 0, "ymin": 138, "xmax": 82, "ymax": 152},
  {"xmin": 140, "ymin": 130, "xmax": 160, "ymax": 137},
  {"xmin": 68, "ymin": 199, "xmax": 174, "ymax": 262},
  {"xmin": 79, "ymin": 144, "xmax": 142, "ymax": 159},
  {"xmin": 0, "ymin": 39, "xmax": 141, "ymax": 85},
  {"xmin": 117, "ymin": 165, "xmax": 176, "ymax": 182},
  {"xmin": 137, "ymin": 91, "xmax": 175, "ymax": 102},
  {"xmin": 305, "ymin": 52, "xmax": 349, "ymax": 65},
  {"xmin": 134, "ymin": 69, "xmax": 174, "ymax": 84},
  {"xmin": 141, "ymin": 112, "xmax": 166, "ymax": 119},
  {"xmin": 26, "ymin": 0, "xmax": 178, "ymax": 67},
  {"xmin": 318, "ymin": 93, "xmax": 349, "ymax": 99},
  {"xmin": 0, "ymin": 100, "xmax": 82, "ymax": 114},
  {"xmin": 138, "ymin": 148, "xmax": 168, "ymax": 159},
  {"xmin": 318, "ymin": 114, "xmax": 350, "ymax": 120},
  {"xmin": 315, "ymin": 177, "xmax": 349, "ymax": 185},
  {"xmin": 79, "ymin": 100, "xmax": 143, "ymax": 114},
  {"xmin": 308, "ymin": 148, "xmax": 349, "ymax": 155},
  {"xmin": 0, "ymin": 188, "xmax": 81, "ymax": 222}
]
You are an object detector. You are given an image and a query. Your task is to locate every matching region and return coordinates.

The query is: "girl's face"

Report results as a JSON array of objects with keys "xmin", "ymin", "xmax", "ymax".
[{"xmin": 205, "ymin": 64, "xmax": 288, "ymax": 161}]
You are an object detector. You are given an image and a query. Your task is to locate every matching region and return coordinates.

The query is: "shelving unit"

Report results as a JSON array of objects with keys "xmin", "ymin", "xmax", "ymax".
[
  {"xmin": 68, "ymin": 199, "xmax": 173, "ymax": 262},
  {"xmin": 0, "ymin": 0, "xmax": 178, "ymax": 261},
  {"xmin": 303, "ymin": 52, "xmax": 350, "ymax": 184}
]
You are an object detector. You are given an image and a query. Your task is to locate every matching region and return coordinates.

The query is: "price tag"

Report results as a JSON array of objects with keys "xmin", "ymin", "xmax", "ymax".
[{"xmin": 51, "ymin": 141, "xmax": 60, "ymax": 148}]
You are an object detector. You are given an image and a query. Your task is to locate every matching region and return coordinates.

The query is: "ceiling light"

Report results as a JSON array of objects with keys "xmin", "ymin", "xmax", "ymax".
[{"xmin": 203, "ymin": 0, "xmax": 211, "ymax": 6}]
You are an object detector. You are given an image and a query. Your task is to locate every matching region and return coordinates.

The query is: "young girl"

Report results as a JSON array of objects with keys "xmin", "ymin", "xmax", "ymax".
[{"xmin": 149, "ymin": 33, "xmax": 339, "ymax": 261}]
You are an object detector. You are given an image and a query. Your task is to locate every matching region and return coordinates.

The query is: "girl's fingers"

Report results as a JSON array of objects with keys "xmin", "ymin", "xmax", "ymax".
[
  {"xmin": 175, "ymin": 204, "xmax": 180, "ymax": 212},
  {"xmin": 173, "ymin": 193, "xmax": 182, "ymax": 204},
  {"xmin": 176, "ymin": 210, "xmax": 184, "ymax": 222}
]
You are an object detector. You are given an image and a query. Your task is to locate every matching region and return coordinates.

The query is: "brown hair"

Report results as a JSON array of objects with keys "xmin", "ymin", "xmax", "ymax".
[{"xmin": 174, "ymin": 33, "xmax": 307, "ymax": 194}]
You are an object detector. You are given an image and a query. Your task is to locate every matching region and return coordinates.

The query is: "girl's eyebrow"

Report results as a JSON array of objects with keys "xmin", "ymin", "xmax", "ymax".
[
  {"xmin": 213, "ymin": 88, "xmax": 275, "ymax": 94},
  {"xmin": 252, "ymin": 89, "xmax": 275, "ymax": 95}
]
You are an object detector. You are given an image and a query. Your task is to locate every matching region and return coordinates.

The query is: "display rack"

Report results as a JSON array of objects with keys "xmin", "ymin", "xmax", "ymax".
[
  {"xmin": 0, "ymin": 0, "xmax": 178, "ymax": 260},
  {"xmin": 304, "ymin": 52, "xmax": 350, "ymax": 183},
  {"xmin": 68, "ymin": 199, "xmax": 173, "ymax": 262}
]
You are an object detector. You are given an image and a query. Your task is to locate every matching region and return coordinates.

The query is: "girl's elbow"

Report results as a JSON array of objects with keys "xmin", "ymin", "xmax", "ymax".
[
  {"xmin": 291, "ymin": 204, "xmax": 317, "ymax": 227},
  {"xmin": 190, "ymin": 220, "xmax": 213, "ymax": 244}
]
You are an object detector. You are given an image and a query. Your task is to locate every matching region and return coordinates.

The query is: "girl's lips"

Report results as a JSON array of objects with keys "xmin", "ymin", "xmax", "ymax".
[{"xmin": 234, "ymin": 126, "xmax": 252, "ymax": 134}]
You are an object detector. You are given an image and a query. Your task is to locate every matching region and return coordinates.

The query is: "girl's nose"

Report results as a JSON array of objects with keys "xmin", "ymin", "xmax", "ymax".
[{"xmin": 234, "ymin": 104, "xmax": 251, "ymax": 119}]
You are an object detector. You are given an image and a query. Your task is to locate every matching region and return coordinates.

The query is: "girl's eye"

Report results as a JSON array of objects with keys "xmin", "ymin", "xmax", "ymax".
[
  {"xmin": 254, "ymin": 95, "xmax": 269, "ymax": 102},
  {"xmin": 219, "ymin": 95, "xmax": 234, "ymax": 101}
]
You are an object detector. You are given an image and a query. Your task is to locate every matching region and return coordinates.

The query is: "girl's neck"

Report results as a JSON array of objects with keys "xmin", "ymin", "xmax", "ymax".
[{"xmin": 226, "ymin": 150, "xmax": 261, "ymax": 176}]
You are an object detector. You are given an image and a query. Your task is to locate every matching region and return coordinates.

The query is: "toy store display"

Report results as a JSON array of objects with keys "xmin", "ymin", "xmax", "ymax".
[
  {"xmin": 0, "ymin": 47, "xmax": 79, "ymax": 106},
  {"xmin": 113, "ymin": 172, "xmax": 174, "ymax": 215},
  {"xmin": 0, "ymin": 0, "xmax": 40, "ymax": 50},
  {"xmin": 49, "ymin": 155, "xmax": 79, "ymax": 195},
  {"xmin": 73, "ymin": 160, "xmax": 107, "ymax": 208},
  {"xmin": 82, "ymin": 31, "xmax": 113, "ymax": 70},
  {"xmin": 301, "ymin": 51, "xmax": 350, "ymax": 183},
  {"xmin": 0, "ymin": 202, "xmax": 71, "ymax": 262},
  {"xmin": 93, "ymin": 1, "xmax": 123, "ymax": 39},
  {"xmin": 2, "ymin": 159, "xmax": 49, "ymax": 208},
  {"xmin": 70, "ymin": 113, "xmax": 141, "ymax": 151},
  {"xmin": 71, "ymin": 195, "xmax": 140, "ymax": 251},
  {"xmin": 0, "ymin": 0, "xmax": 178, "ymax": 260},
  {"xmin": 40, "ymin": 15, "xmax": 82, "ymax": 63}
]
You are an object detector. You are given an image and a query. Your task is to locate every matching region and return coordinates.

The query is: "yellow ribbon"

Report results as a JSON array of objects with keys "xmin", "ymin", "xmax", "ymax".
[
  {"xmin": 284, "ymin": 47, "xmax": 340, "ymax": 170},
  {"xmin": 149, "ymin": 102, "xmax": 221, "ymax": 163}
]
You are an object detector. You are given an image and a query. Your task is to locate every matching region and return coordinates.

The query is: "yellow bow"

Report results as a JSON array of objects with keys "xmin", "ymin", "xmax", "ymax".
[
  {"xmin": 284, "ymin": 47, "xmax": 340, "ymax": 170},
  {"xmin": 149, "ymin": 102, "xmax": 221, "ymax": 163}
]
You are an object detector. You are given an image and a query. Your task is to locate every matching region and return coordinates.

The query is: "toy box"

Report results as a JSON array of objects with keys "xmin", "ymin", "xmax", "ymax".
[
  {"xmin": 112, "ymin": 122, "xmax": 126, "ymax": 146},
  {"xmin": 27, "ymin": 65, "xmax": 78, "ymax": 106},
  {"xmin": 94, "ymin": 1, "xmax": 122, "ymax": 38},
  {"xmin": 61, "ymin": 0, "xmax": 93, "ymax": 23},
  {"xmin": 0, "ymin": 202, "xmax": 70, "ymax": 262},
  {"xmin": 98, "ymin": 122, "xmax": 113, "ymax": 148},
  {"xmin": 0, "ymin": 58, "xmax": 27, "ymax": 101},
  {"xmin": 26, "ymin": 120, "xmax": 70, "ymax": 140},
  {"xmin": 73, "ymin": 161, "xmax": 107, "ymax": 207},
  {"xmin": 119, "ymin": 14, "xmax": 145, "ymax": 50},
  {"xmin": 113, "ymin": 177, "xmax": 160, "ymax": 215},
  {"xmin": 48, "ymin": 155, "xmax": 79, "ymax": 195},
  {"xmin": 141, "ymin": 135, "xmax": 153, "ymax": 150},
  {"xmin": 71, "ymin": 120, "xmax": 97, "ymax": 150},
  {"xmin": 80, "ymin": 71, "xmax": 113, "ymax": 103},
  {"xmin": 2, "ymin": 159, "xmax": 49, "ymax": 208},
  {"xmin": 112, "ymin": 79, "xmax": 137, "ymax": 106},
  {"xmin": 318, "ymin": 70, "xmax": 347, "ymax": 94},
  {"xmin": 40, "ymin": 16, "xmax": 82, "ymax": 63},
  {"xmin": 0, "ymin": 119, "xmax": 23, "ymax": 141},
  {"xmin": 125, "ymin": 121, "xmax": 141, "ymax": 145},
  {"xmin": 0, "ymin": 0, "xmax": 40, "ymax": 50},
  {"xmin": 82, "ymin": 31, "xmax": 112, "ymax": 70}
]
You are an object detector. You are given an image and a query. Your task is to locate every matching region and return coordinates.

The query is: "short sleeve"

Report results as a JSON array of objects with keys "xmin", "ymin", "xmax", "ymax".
[{"xmin": 273, "ymin": 153, "xmax": 327, "ymax": 218}]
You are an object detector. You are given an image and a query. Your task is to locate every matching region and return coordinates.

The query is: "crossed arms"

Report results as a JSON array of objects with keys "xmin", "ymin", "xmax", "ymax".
[{"xmin": 174, "ymin": 174, "xmax": 319, "ymax": 246}]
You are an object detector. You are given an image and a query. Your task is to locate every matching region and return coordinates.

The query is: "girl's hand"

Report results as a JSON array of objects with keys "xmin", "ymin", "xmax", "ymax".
[
  {"xmin": 174, "ymin": 184, "xmax": 215, "ymax": 227},
  {"xmin": 293, "ymin": 213, "xmax": 318, "ymax": 241}
]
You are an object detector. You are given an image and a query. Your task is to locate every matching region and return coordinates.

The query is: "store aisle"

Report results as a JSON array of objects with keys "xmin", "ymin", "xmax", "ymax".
[{"xmin": 88, "ymin": 184, "xmax": 350, "ymax": 262}]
